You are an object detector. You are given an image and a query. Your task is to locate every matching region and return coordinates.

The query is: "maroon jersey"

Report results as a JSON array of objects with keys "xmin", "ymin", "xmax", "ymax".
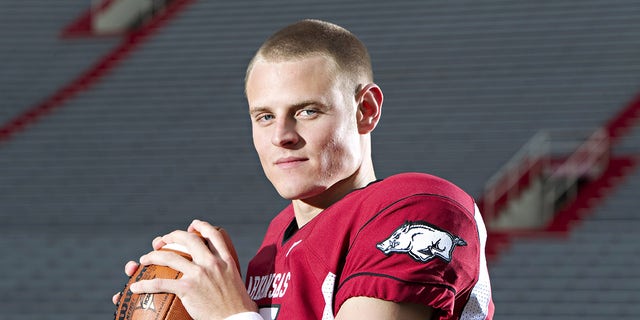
[{"xmin": 246, "ymin": 173, "xmax": 494, "ymax": 319}]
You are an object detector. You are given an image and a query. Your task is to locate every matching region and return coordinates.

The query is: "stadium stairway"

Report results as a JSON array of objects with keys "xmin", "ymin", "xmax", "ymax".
[
  {"xmin": 487, "ymin": 81, "xmax": 640, "ymax": 320},
  {"xmin": 490, "ymin": 158, "xmax": 640, "ymax": 319},
  {"xmin": 483, "ymin": 94, "xmax": 640, "ymax": 260}
]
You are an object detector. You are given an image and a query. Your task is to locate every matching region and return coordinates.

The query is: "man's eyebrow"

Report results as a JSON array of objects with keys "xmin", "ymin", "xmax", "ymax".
[
  {"xmin": 294, "ymin": 100, "xmax": 334, "ymax": 111},
  {"xmin": 249, "ymin": 106, "xmax": 271, "ymax": 116},
  {"xmin": 291, "ymin": 100, "xmax": 317, "ymax": 109},
  {"xmin": 249, "ymin": 100, "xmax": 327, "ymax": 115}
]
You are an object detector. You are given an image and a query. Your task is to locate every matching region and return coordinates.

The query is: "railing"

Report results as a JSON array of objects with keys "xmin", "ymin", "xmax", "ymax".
[
  {"xmin": 548, "ymin": 128, "xmax": 609, "ymax": 179},
  {"xmin": 542, "ymin": 128, "xmax": 610, "ymax": 217},
  {"xmin": 91, "ymin": 0, "xmax": 173, "ymax": 34},
  {"xmin": 481, "ymin": 131, "xmax": 550, "ymax": 222},
  {"xmin": 481, "ymin": 127, "xmax": 610, "ymax": 226}
]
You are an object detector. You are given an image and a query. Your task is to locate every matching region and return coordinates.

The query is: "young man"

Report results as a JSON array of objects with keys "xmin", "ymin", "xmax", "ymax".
[{"xmin": 114, "ymin": 19, "xmax": 494, "ymax": 319}]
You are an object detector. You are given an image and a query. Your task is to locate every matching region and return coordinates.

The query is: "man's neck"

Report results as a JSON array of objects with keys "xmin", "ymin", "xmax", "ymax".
[{"xmin": 292, "ymin": 166, "xmax": 376, "ymax": 228}]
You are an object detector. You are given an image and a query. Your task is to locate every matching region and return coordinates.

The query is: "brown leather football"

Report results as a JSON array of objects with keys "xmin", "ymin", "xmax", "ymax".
[{"xmin": 114, "ymin": 228, "xmax": 240, "ymax": 320}]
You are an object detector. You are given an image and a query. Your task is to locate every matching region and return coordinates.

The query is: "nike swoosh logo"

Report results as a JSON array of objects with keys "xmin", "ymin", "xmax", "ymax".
[{"xmin": 286, "ymin": 240, "xmax": 303, "ymax": 257}]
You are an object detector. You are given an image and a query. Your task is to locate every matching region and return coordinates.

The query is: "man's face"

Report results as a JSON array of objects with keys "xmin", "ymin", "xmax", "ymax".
[{"xmin": 246, "ymin": 55, "xmax": 363, "ymax": 201}]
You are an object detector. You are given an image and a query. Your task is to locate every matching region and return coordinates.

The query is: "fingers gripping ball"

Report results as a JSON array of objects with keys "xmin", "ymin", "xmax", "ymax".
[
  {"xmin": 114, "ymin": 229, "xmax": 241, "ymax": 320},
  {"xmin": 115, "ymin": 262, "xmax": 190, "ymax": 320}
]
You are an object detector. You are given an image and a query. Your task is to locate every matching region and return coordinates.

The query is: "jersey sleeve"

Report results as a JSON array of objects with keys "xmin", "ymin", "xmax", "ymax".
[{"xmin": 334, "ymin": 193, "xmax": 481, "ymax": 317}]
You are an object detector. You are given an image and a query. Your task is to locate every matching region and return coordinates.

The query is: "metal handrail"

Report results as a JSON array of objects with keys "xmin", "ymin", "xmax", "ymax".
[{"xmin": 482, "ymin": 127, "xmax": 610, "ymax": 224}]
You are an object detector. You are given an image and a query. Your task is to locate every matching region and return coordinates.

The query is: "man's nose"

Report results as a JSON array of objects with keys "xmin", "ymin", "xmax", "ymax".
[{"xmin": 271, "ymin": 117, "xmax": 300, "ymax": 147}]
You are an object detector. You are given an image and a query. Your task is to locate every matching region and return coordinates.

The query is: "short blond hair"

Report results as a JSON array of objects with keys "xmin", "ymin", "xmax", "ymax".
[{"xmin": 246, "ymin": 19, "xmax": 373, "ymax": 93}]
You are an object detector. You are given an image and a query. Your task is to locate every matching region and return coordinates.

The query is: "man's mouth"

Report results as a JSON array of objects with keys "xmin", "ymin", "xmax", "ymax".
[{"xmin": 275, "ymin": 157, "xmax": 308, "ymax": 168}]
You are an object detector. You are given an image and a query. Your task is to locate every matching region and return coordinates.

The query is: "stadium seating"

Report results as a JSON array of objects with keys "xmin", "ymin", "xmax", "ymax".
[
  {"xmin": 490, "ymin": 162, "xmax": 640, "ymax": 319},
  {"xmin": 0, "ymin": 0, "xmax": 638, "ymax": 318},
  {"xmin": 0, "ymin": 1, "xmax": 118, "ymax": 126}
]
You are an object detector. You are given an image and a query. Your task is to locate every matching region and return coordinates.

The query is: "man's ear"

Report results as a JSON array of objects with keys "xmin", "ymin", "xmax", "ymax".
[{"xmin": 356, "ymin": 83, "xmax": 383, "ymax": 134}]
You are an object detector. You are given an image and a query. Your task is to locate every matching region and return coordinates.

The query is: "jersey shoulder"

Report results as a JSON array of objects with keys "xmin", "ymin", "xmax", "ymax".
[
  {"xmin": 367, "ymin": 172, "xmax": 475, "ymax": 215},
  {"xmin": 334, "ymin": 173, "xmax": 487, "ymax": 315}
]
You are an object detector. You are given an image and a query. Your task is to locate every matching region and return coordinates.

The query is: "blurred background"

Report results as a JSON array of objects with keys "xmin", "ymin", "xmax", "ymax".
[{"xmin": 0, "ymin": 0, "xmax": 638, "ymax": 319}]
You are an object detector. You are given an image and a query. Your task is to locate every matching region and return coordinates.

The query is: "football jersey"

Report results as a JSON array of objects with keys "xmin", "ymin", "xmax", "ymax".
[{"xmin": 245, "ymin": 172, "xmax": 494, "ymax": 319}]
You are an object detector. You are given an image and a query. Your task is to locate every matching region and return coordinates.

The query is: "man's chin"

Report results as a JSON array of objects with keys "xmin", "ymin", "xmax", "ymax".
[{"xmin": 274, "ymin": 184, "xmax": 326, "ymax": 202}]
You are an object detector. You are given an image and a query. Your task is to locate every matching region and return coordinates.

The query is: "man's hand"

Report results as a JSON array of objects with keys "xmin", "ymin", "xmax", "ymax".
[{"xmin": 112, "ymin": 220, "xmax": 257, "ymax": 320}]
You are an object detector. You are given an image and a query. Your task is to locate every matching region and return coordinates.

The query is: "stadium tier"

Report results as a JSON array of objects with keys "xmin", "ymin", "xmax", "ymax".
[{"xmin": 0, "ymin": 0, "xmax": 638, "ymax": 318}]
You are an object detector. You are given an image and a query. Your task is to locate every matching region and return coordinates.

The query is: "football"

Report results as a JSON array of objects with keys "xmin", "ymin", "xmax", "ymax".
[{"xmin": 114, "ymin": 228, "xmax": 240, "ymax": 320}]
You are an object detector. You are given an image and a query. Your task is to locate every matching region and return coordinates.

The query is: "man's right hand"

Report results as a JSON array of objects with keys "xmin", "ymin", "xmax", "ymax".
[
  {"xmin": 111, "ymin": 222, "xmax": 257, "ymax": 320},
  {"xmin": 111, "ymin": 236, "xmax": 165, "ymax": 305}
]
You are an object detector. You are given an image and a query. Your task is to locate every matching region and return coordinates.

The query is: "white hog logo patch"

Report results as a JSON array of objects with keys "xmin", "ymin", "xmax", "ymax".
[{"xmin": 377, "ymin": 221, "xmax": 466, "ymax": 263}]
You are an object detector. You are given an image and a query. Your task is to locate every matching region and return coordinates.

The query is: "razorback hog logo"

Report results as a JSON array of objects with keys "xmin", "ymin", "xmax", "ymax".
[{"xmin": 376, "ymin": 221, "xmax": 467, "ymax": 263}]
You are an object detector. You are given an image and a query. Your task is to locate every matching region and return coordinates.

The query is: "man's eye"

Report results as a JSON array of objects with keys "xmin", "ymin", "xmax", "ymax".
[
  {"xmin": 298, "ymin": 109, "xmax": 318, "ymax": 117},
  {"xmin": 257, "ymin": 114, "xmax": 275, "ymax": 122}
]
